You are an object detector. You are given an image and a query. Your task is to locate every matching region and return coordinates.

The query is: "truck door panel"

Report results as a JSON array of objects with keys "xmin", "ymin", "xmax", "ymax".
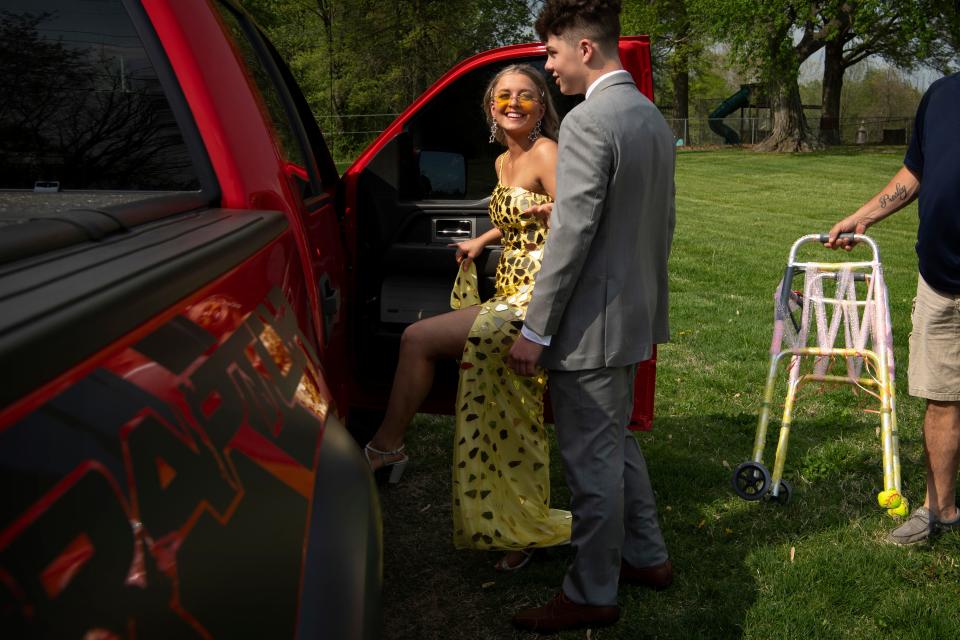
[{"xmin": 379, "ymin": 200, "xmax": 499, "ymax": 324}]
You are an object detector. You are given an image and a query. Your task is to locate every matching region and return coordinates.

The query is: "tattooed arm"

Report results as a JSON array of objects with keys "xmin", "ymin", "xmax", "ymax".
[{"xmin": 825, "ymin": 165, "xmax": 920, "ymax": 250}]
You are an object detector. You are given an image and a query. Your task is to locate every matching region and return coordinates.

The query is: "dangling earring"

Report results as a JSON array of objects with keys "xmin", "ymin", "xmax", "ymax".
[
  {"xmin": 529, "ymin": 119, "xmax": 542, "ymax": 141},
  {"xmin": 488, "ymin": 121, "xmax": 499, "ymax": 144}
]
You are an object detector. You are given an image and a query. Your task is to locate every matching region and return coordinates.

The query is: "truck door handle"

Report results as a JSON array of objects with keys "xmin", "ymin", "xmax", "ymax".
[{"xmin": 432, "ymin": 218, "xmax": 473, "ymax": 243}]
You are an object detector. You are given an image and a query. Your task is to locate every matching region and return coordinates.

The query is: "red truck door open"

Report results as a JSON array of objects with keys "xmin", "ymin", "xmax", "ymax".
[{"xmin": 341, "ymin": 37, "xmax": 658, "ymax": 432}]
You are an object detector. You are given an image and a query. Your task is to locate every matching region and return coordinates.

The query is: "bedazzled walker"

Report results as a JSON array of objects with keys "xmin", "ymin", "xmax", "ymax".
[{"xmin": 732, "ymin": 233, "xmax": 908, "ymax": 516}]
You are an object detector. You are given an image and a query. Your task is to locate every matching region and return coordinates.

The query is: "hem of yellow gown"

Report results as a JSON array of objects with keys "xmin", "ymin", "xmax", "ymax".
[{"xmin": 452, "ymin": 509, "xmax": 572, "ymax": 551}]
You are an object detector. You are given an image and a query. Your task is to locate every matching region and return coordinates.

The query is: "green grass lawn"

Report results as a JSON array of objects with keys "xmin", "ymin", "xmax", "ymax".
[{"xmin": 378, "ymin": 148, "xmax": 960, "ymax": 639}]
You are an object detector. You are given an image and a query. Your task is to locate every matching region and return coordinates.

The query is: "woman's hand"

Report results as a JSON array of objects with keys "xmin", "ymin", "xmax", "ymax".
[
  {"xmin": 525, "ymin": 202, "xmax": 553, "ymax": 229},
  {"xmin": 450, "ymin": 237, "xmax": 486, "ymax": 270}
]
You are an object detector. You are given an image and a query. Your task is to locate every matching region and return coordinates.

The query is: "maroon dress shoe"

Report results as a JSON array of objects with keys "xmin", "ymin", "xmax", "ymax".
[
  {"xmin": 620, "ymin": 558, "xmax": 673, "ymax": 590},
  {"xmin": 512, "ymin": 591, "xmax": 619, "ymax": 633}
]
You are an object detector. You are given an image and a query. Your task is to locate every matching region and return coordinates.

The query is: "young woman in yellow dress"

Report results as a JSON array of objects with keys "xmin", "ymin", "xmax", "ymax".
[{"xmin": 364, "ymin": 64, "xmax": 571, "ymax": 570}]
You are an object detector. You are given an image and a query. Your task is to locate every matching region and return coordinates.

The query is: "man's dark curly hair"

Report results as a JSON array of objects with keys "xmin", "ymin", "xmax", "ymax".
[{"xmin": 534, "ymin": 0, "xmax": 621, "ymax": 52}]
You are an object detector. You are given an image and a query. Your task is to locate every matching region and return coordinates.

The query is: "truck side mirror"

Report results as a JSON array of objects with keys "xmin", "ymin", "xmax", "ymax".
[{"xmin": 418, "ymin": 150, "xmax": 465, "ymax": 199}]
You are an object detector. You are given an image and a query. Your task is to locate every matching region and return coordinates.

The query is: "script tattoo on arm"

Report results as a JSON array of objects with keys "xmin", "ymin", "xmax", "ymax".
[{"xmin": 878, "ymin": 182, "xmax": 908, "ymax": 209}]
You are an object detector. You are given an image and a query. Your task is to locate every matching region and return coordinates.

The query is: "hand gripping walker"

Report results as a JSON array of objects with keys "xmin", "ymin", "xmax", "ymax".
[{"xmin": 731, "ymin": 233, "xmax": 907, "ymax": 516}]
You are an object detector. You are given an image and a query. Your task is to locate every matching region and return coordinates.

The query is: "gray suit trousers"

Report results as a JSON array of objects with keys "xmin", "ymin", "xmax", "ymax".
[{"xmin": 549, "ymin": 364, "xmax": 669, "ymax": 606}]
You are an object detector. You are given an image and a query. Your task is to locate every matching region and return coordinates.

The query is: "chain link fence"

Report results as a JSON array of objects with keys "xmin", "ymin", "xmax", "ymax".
[
  {"xmin": 315, "ymin": 113, "xmax": 915, "ymax": 158},
  {"xmin": 315, "ymin": 113, "xmax": 401, "ymax": 167},
  {"xmin": 666, "ymin": 116, "xmax": 914, "ymax": 147}
]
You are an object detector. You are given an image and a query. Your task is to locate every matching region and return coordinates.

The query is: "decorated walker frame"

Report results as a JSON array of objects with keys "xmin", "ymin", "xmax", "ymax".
[{"xmin": 732, "ymin": 233, "xmax": 909, "ymax": 516}]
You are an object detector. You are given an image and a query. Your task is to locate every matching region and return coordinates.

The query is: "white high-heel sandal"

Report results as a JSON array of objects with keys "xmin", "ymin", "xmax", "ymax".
[
  {"xmin": 364, "ymin": 443, "xmax": 409, "ymax": 484},
  {"xmin": 493, "ymin": 548, "xmax": 535, "ymax": 572}
]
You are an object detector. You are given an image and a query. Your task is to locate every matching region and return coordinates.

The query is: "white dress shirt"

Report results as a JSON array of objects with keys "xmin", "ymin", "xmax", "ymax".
[{"xmin": 585, "ymin": 69, "xmax": 631, "ymax": 100}]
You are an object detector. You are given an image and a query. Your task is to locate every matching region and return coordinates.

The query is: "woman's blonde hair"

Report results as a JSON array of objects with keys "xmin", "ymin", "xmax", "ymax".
[{"xmin": 482, "ymin": 64, "xmax": 559, "ymax": 145}]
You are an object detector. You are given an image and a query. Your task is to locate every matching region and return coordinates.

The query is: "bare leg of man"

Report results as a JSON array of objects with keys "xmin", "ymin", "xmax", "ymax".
[
  {"xmin": 366, "ymin": 307, "xmax": 481, "ymax": 468},
  {"xmin": 923, "ymin": 400, "xmax": 960, "ymax": 522}
]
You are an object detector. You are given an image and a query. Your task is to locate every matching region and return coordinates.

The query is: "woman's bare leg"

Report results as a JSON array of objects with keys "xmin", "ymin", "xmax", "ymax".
[{"xmin": 366, "ymin": 306, "xmax": 481, "ymax": 466}]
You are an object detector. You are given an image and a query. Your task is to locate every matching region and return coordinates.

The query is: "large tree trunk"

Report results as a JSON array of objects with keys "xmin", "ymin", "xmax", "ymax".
[
  {"xmin": 756, "ymin": 77, "xmax": 822, "ymax": 152},
  {"xmin": 754, "ymin": 17, "xmax": 825, "ymax": 152},
  {"xmin": 819, "ymin": 38, "xmax": 845, "ymax": 145}
]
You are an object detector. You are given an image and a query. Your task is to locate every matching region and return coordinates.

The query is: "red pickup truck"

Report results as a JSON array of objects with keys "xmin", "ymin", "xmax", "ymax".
[{"xmin": 0, "ymin": 1, "xmax": 656, "ymax": 637}]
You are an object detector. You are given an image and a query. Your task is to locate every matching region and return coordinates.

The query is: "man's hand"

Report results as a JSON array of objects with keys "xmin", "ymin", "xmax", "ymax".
[
  {"xmin": 507, "ymin": 334, "xmax": 544, "ymax": 377},
  {"xmin": 824, "ymin": 215, "xmax": 871, "ymax": 251}
]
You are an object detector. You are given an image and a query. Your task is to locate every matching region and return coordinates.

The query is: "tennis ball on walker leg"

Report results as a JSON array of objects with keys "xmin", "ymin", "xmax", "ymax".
[
  {"xmin": 887, "ymin": 499, "xmax": 909, "ymax": 517},
  {"xmin": 877, "ymin": 489, "xmax": 902, "ymax": 509}
]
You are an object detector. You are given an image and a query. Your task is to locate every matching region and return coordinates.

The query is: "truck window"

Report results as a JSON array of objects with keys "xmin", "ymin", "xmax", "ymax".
[
  {"xmin": 0, "ymin": 0, "xmax": 200, "ymax": 214},
  {"xmin": 214, "ymin": 3, "xmax": 324, "ymax": 198},
  {"xmin": 403, "ymin": 57, "xmax": 582, "ymax": 201}
]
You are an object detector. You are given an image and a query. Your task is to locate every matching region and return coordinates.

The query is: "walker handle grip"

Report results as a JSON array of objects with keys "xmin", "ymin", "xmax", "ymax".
[{"xmin": 818, "ymin": 232, "xmax": 855, "ymax": 243}]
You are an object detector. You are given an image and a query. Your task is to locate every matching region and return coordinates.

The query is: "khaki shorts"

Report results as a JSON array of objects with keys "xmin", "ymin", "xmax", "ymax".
[{"xmin": 908, "ymin": 275, "xmax": 960, "ymax": 401}]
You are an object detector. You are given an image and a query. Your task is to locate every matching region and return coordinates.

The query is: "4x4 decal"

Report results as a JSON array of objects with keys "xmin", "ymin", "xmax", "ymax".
[{"xmin": 1, "ymin": 289, "xmax": 332, "ymax": 638}]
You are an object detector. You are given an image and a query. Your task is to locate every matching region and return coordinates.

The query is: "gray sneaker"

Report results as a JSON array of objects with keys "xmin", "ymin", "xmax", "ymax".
[
  {"xmin": 887, "ymin": 507, "xmax": 935, "ymax": 546},
  {"xmin": 886, "ymin": 506, "xmax": 960, "ymax": 546}
]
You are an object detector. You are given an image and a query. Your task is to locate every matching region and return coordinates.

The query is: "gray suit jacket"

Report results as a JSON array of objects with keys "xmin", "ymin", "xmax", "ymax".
[{"xmin": 524, "ymin": 72, "xmax": 675, "ymax": 371}]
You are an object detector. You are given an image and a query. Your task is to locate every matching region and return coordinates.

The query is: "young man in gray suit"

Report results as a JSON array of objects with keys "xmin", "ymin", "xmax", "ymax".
[{"xmin": 506, "ymin": 0, "xmax": 676, "ymax": 632}]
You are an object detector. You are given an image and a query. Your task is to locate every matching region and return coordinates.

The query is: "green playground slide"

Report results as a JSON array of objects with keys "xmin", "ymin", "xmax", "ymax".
[{"xmin": 709, "ymin": 85, "xmax": 752, "ymax": 144}]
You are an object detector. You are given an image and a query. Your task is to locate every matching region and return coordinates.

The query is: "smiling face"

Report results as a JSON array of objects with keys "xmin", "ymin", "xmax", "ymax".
[
  {"xmin": 490, "ymin": 72, "xmax": 546, "ymax": 140},
  {"xmin": 544, "ymin": 33, "xmax": 589, "ymax": 96}
]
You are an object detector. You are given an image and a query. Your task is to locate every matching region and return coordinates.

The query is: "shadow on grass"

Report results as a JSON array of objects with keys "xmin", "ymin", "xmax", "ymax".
[{"xmin": 376, "ymin": 409, "xmax": 927, "ymax": 639}]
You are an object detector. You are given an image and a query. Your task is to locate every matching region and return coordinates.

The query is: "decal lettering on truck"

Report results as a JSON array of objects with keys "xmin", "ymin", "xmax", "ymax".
[{"xmin": 0, "ymin": 290, "xmax": 330, "ymax": 637}]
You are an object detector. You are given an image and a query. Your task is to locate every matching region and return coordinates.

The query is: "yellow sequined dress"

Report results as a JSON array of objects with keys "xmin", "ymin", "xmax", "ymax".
[{"xmin": 448, "ymin": 179, "xmax": 572, "ymax": 551}]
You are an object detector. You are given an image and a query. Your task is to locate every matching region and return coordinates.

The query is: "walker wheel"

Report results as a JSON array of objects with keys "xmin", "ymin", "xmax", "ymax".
[
  {"xmin": 769, "ymin": 479, "xmax": 792, "ymax": 505},
  {"xmin": 732, "ymin": 461, "xmax": 771, "ymax": 501}
]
